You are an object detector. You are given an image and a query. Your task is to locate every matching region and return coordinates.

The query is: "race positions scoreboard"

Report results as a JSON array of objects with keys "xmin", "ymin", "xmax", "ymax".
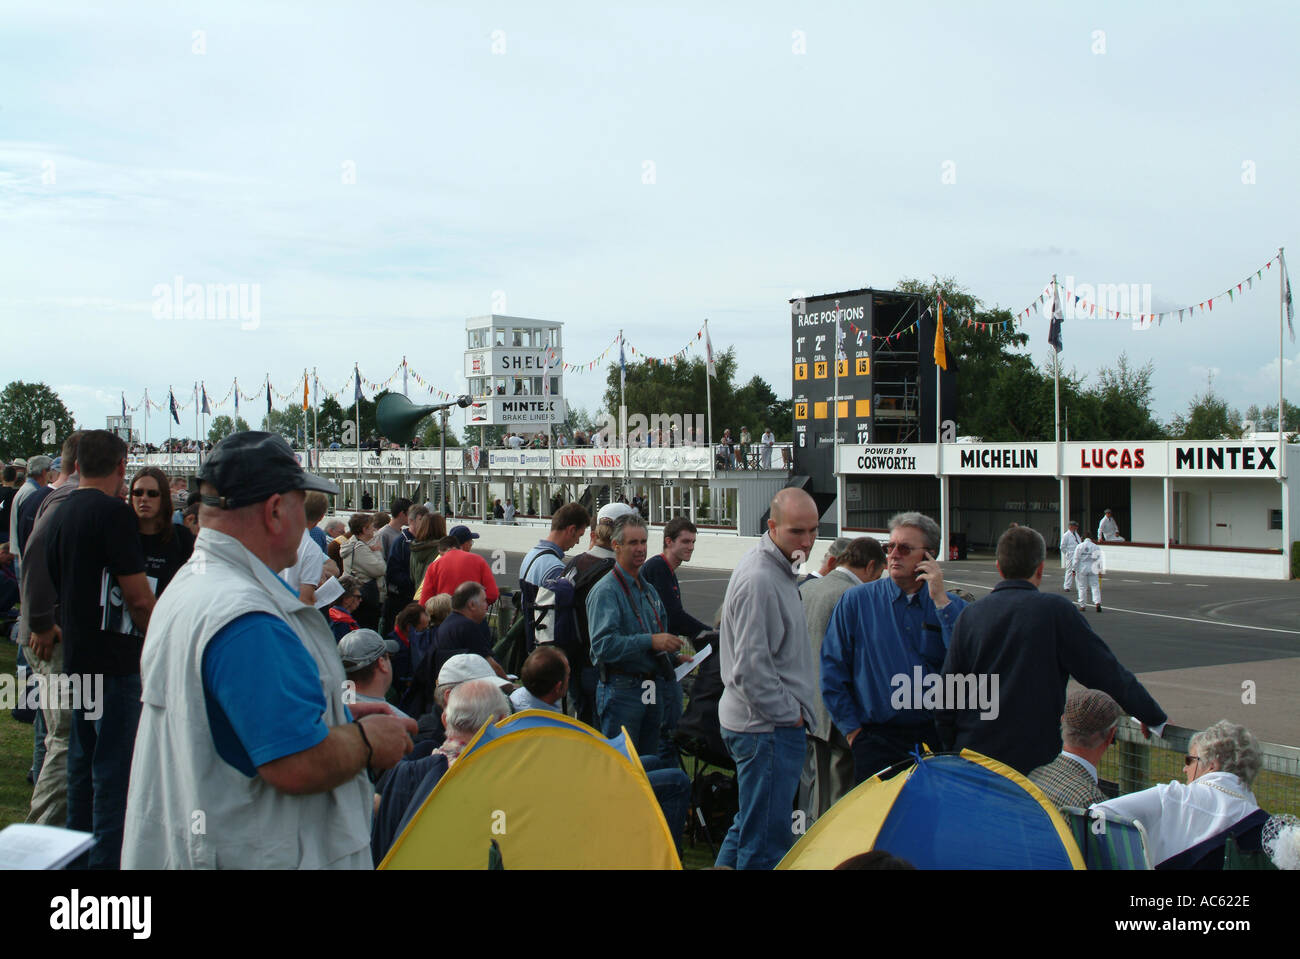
[{"xmin": 792, "ymin": 291, "xmax": 873, "ymax": 482}]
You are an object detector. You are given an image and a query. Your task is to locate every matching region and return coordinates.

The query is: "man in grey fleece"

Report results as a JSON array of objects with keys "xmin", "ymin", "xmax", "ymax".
[{"xmin": 716, "ymin": 487, "xmax": 820, "ymax": 870}]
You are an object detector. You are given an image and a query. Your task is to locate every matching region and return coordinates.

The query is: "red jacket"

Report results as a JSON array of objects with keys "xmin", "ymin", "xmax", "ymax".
[{"xmin": 418, "ymin": 547, "xmax": 499, "ymax": 605}]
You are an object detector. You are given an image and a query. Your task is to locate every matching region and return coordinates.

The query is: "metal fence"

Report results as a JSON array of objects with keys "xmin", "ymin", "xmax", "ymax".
[{"xmin": 1099, "ymin": 718, "xmax": 1300, "ymax": 817}]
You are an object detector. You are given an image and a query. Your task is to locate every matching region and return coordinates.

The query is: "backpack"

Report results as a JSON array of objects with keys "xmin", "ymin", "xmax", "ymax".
[
  {"xmin": 690, "ymin": 771, "xmax": 739, "ymax": 847},
  {"xmin": 520, "ymin": 549, "xmax": 566, "ymax": 651}
]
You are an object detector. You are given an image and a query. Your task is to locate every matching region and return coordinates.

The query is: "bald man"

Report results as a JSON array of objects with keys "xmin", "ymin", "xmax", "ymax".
[{"xmin": 715, "ymin": 487, "xmax": 820, "ymax": 870}]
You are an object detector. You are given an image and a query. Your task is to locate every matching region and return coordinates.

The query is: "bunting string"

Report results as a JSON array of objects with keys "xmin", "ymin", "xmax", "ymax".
[{"xmin": 1061, "ymin": 254, "xmax": 1281, "ymax": 328}]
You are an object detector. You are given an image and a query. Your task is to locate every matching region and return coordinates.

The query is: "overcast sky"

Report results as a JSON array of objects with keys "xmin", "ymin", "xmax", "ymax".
[{"xmin": 3, "ymin": 1, "xmax": 1297, "ymax": 440}]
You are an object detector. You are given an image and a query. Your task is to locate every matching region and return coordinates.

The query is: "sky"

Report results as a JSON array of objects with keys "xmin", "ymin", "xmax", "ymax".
[{"xmin": 3, "ymin": 1, "xmax": 1298, "ymax": 441}]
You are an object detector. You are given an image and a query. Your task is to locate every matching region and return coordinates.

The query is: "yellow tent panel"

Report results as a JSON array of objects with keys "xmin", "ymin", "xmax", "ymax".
[{"xmin": 381, "ymin": 713, "xmax": 680, "ymax": 869}]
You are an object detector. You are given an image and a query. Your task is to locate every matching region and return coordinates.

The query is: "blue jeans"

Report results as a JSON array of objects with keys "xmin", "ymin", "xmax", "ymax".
[
  {"xmin": 656, "ymin": 677, "xmax": 684, "ymax": 768},
  {"xmin": 716, "ymin": 726, "xmax": 806, "ymax": 870},
  {"xmin": 66, "ymin": 674, "xmax": 142, "ymax": 870},
  {"xmin": 641, "ymin": 755, "xmax": 690, "ymax": 859},
  {"xmin": 597, "ymin": 674, "xmax": 663, "ymax": 757}
]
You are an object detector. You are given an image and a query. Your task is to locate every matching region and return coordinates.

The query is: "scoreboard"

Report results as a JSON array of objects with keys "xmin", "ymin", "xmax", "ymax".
[{"xmin": 792, "ymin": 292, "xmax": 873, "ymax": 497}]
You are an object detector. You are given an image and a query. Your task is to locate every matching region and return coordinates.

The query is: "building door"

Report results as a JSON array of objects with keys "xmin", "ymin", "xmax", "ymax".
[{"xmin": 1209, "ymin": 490, "xmax": 1235, "ymax": 547}]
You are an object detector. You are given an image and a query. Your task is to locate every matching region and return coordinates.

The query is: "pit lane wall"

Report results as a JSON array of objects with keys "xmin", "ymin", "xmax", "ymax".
[{"xmin": 837, "ymin": 439, "xmax": 1299, "ymax": 580}]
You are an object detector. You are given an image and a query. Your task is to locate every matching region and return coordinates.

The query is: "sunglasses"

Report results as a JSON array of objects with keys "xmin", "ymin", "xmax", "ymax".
[
  {"xmin": 884, "ymin": 541, "xmax": 921, "ymax": 557},
  {"xmin": 131, "ymin": 488, "xmax": 161, "ymax": 499},
  {"xmin": 1184, "ymin": 754, "xmax": 1200, "ymax": 767}
]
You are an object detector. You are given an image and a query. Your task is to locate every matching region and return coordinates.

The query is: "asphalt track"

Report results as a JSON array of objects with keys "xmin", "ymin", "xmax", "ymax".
[{"xmin": 495, "ymin": 549, "xmax": 1300, "ymax": 745}]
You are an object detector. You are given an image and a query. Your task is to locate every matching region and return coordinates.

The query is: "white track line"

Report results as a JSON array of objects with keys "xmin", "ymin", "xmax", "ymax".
[{"xmin": 944, "ymin": 579, "xmax": 1300, "ymax": 636}]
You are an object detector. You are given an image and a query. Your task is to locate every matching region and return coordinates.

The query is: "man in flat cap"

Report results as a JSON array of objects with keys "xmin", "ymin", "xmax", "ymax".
[
  {"xmin": 123, "ymin": 431, "xmax": 416, "ymax": 869},
  {"xmin": 1028, "ymin": 689, "xmax": 1123, "ymax": 810}
]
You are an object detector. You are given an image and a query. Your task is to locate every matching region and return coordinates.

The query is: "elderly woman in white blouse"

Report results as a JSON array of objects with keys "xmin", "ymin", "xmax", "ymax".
[{"xmin": 1091, "ymin": 720, "xmax": 1266, "ymax": 869}]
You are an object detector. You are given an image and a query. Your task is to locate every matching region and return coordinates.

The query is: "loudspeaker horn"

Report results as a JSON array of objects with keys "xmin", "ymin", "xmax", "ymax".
[{"xmin": 376, "ymin": 393, "xmax": 438, "ymax": 446}]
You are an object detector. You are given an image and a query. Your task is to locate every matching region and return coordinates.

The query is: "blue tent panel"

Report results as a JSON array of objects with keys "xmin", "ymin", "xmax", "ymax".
[{"xmin": 874, "ymin": 755, "xmax": 1076, "ymax": 869}]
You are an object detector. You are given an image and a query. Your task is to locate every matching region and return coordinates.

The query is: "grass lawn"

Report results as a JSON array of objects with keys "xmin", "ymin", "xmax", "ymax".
[{"xmin": 0, "ymin": 640, "xmax": 37, "ymax": 830}]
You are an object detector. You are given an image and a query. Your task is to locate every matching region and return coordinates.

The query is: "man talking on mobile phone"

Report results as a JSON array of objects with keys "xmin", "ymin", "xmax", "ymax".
[{"xmin": 821, "ymin": 511, "xmax": 967, "ymax": 785}]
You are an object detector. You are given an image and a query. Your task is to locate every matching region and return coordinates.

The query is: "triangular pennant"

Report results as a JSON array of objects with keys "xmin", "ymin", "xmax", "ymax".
[{"xmin": 1209, "ymin": 298, "xmax": 1213, "ymax": 311}]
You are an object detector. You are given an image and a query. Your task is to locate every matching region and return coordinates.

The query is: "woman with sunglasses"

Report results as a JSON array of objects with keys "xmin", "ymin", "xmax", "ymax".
[
  {"xmin": 128, "ymin": 467, "xmax": 195, "ymax": 611},
  {"xmin": 1091, "ymin": 720, "xmax": 1266, "ymax": 869}
]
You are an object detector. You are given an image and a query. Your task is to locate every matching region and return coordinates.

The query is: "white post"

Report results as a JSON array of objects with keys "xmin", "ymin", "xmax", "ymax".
[
  {"xmin": 705, "ymin": 318, "xmax": 714, "ymax": 480},
  {"xmin": 355, "ymin": 364, "xmax": 362, "ymax": 511},
  {"xmin": 143, "ymin": 387, "xmax": 149, "ymax": 451},
  {"xmin": 1170, "ymin": 475, "xmax": 1180, "ymax": 571},
  {"xmin": 1280, "ymin": 248, "xmax": 1291, "ymax": 579}
]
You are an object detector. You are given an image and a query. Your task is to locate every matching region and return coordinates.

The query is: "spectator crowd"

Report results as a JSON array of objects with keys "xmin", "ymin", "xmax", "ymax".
[{"xmin": 0, "ymin": 431, "xmax": 1284, "ymax": 871}]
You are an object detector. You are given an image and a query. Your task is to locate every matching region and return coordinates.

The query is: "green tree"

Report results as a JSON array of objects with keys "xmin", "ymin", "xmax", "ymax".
[
  {"xmin": 418, "ymin": 414, "xmax": 461, "ymax": 447},
  {"xmin": 896, "ymin": 276, "xmax": 1044, "ymax": 440},
  {"xmin": 1169, "ymin": 382, "xmax": 1241, "ymax": 439},
  {"xmin": 1086, "ymin": 353, "xmax": 1165, "ymax": 439},
  {"xmin": 208, "ymin": 414, "xmax": 250, "ymax": 445},
  {"xmin": 598, "ymin": 348, "xmax": 787, "ymax": 442},
  {"xmin": 261, "ymin": 406, "xmax": 306, "ymax": 443},
  {"xmin": 0, "ymin": 381, "xmax": 77, "ymax": 461},
  {"xmin": 1243, "ymin": 399, "xmax": 1299, "ymax": 440}
]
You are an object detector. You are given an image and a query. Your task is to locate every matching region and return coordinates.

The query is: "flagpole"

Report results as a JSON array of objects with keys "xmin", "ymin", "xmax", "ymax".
[
  {"xmin": 143, "ymin": 387, "xmax": 149, "ymax": 452},
  {"xmin": 1280, "ymin": 248, "xmax": 1292, "ymax": 581},
  {"xmin": 705, "ymin": 318, "xmax": 714, "ymax": 480},
  {"xmin": 833, "ymin": 301, "xmax": 841, "ymax": 483},
  {"xmin": 1052, "ymin": 274, "xmax": 1061, "ymax": 446},
  {"xmin": 355, "ymin": 364, "xmax": 362, "ymax": 512},
  {"xmin": 194, "ymin": 382, "xmax": 200, "ymax": 469},
  {"xmin": 933, "ymin": 297, "xmax": 941, "ymax": 446},
  {"xmin": 1280, "ymin": 248, "xmax": 1287, "ymax": 448},
  {"xmin": 312, "ymin": 367, "xmax": 319, "ymax": 468},
  {"xmin": 618, "ymin": 329, "xmax": 627, "ymax": 498},
  {"xmin": 168, "ymin": 387, "xmax": 174, "ymax": 473}
]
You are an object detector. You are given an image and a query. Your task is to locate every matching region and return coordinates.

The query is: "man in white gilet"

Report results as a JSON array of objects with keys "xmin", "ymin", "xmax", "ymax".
[
  {"xmin": 123, "ymin": 432, "xmax": 416, "ymax": 869},
  {"xmin": 1059, "ymin": 520, "xmax": 1082, "ymax": 594}
]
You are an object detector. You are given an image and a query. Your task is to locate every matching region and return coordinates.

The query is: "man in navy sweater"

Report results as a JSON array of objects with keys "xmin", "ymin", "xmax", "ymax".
[
  {"xmin": 938, "ymin": 525, "xmax": 1167, "ymax": 775},
  {"xmin": 642, "ymin": 517, "xmax": 713, "ymax": 764}
]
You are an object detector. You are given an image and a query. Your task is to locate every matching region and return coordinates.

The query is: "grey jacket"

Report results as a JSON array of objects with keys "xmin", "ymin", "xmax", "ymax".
[
  {"xmin": 799, "ymin": 566, "xmax": 861, "ymax": 741},
  {"xmin": 718, "ymin": 533, "xmax": 818, "ymax": 734}
]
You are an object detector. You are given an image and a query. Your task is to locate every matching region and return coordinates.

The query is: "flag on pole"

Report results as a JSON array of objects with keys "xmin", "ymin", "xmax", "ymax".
[
  {"xmin": 303, "ymin": 373, "xmax": 309, "ymax": 411},
  {"xmin": 201, "ymin": 384, "xmax": 211, "ymax": 415},
  {"xmin": 234, "ymin": 379, "xmax": 240, "ymax": 414},
  {"xmin": 121, "ymin": 392, "xmax": 126, "ymax": 418},
  {"xmin": 1048, "ymin": 286, "xmax": 1064, "ymax": 352},
  {"xmin": 933, "ymin": 299, "xmax": 948, "ymax": 370},
  {"xmin": 168, "ymin": 389, "xmax": 180, "ymax": 425},
  {"xmin": 1285, "ymin": 256, "xmax": 1296, "ymax": 343},
  {"xmin": 542, "ymin": 347, "xmax": 557, "ymax": 398},
  {"xmin": 266, "ymin": 380, "xmax": 272, "ymax": 418},
  {"xmin": 705, "ymin": 324, "xmax": 717, "ymax": 380},
  {"xmin": 402, "ymin": 357, "xmax": 409, "ymax": 398},
  {"xmin": 354, "ymin": 367, "xmax": 364, "ymax": 403},
  {"xmin": 618, "ymin": 335, "xmax": 626, "ymax": 390}
]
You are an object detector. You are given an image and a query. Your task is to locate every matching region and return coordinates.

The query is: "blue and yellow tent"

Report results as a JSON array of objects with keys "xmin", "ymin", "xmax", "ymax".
[
  {"xmin": 778, "ymin": 750, "xmax": 1085, "ymax": 870},
  {"xmin": 380, "ymin": 711, "xmax": 681, "ymax": 869}
]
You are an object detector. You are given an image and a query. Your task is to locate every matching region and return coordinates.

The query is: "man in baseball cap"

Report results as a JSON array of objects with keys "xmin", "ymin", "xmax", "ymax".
[
  {"xmin": 596, "ymin": 502, "xmax": 636, "ymax": 524},
  {"xmin": 197, "ymin": 431, "xmax": 338, "ymax": 509},
  {"xmin": 1028, "ymin": 689, "xmax": 1123, "ymax": 810},
  {"xmin": 417, "ymin": 522, "xmax": 498, "ymax": 607},
  {"xmin": 339, "ymin": 628, "xmax": 410, "ymax": 720},
  {"xmin": 123, "ymin": 431, "xmax": 416, "ymax": 869}
]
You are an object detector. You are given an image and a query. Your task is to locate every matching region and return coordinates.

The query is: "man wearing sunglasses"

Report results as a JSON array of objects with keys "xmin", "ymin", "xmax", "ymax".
[{"xmin": 821, "ymin": 511, "xmax": 966, "ymax": 785}]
